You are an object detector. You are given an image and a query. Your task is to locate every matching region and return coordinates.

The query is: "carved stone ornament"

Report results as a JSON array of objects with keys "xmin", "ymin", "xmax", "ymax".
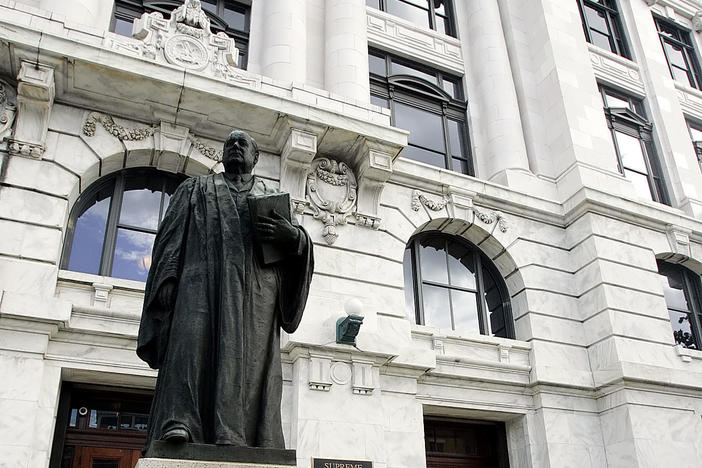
[
  {"xmin": 83, "ymin": 112, "xmax": 155, "ymax": 141},
  {"xmin": 107, "ymin": 0, "xmax": 259, "ymax": 87},
  {"xmin": 694, "ymin": 10, "xmax": 702, "ymax": 32},
  {"xmin": 0, "ymin": 78, "xmax": 17, "ymax": 141},
  {"xmin": 188, "ymin": 135, "xmax": 223, "ymax": 162},
  {"xmin": 474, "ymin": 207, "xmax": 508, "ymax": 233},
  {"xmin": 307, "ymin": 157, "xmax": 358, "ymax": 245},
  {"xmin": 411, "ymin": 190, "xmax": 449, "ymax": 212}
]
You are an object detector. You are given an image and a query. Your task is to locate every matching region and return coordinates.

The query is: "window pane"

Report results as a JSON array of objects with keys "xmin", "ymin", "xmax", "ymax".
[
  {"xmin": 688, "ymin": 124, "xmax": 702, "ymax": 141},
  {"xmin": 664, "ymin": 42, "xmax": 688, "ymax": 69},
  {"xmin": 442, "ymin": 79, "xmax": 457, "ymax": 99},
  {"xmin": 422, "ymin": 284, "xmax": 452, "ymax": 329},
  {"xmin": 403, "ymin": 248, "xmax": 417, "ymax": 320},
  {"xmin": 451, "ymin": 289, "xmax": 480, "ymax": 334},
  {"xmin": 113, "ymin": 17, "xmax": 133, "ymax": 37},
  {"xmin": 447, "ymin": 119, "xmax": 464, "ymax": 156},
  {"xmin": 370, "ymin": 95, "xmax": 389, "ymax": 108},
  {"xmin": 584, "ymin": 6, "xmax": 609, "ymax": 32},
  {"xmin": 590, "ymin": 29, "xmax": 614, "ymax": 52},
  {"xmin": 671, "ymin": 65, "xmax": 694, "ymax": 86},
  {"xmin": 435, "ymin": 15, "xmax": 448, "ymax": 35},
  {"xmin": 387, "ymin": 0, "xmax": 431, "ymax": 28},
  {"xmin": 669, "ymin": 310, "xmax": 697, "ymax": 349},
  {"xmin": 119, "ymin": 188, "xmax": 162, "ymax": 230},
  {"xmin": 112, "ymin": 228, "xmax": 156, "ymax": 281},
  {"xmin": 222, "ymin": 1, "xmax": 247, "ymax": 31},
  {"xmin": 604, "ymin": 93, "xmax": 631, "ymax": 109},
  {"xmin": 390, "ymin": 61, "xmax": 437, "ymax": 84},
  {"xmin": 451, "ymin": 157, "xmax": 470, "ymax": 174},
  {"xmin": 659, "ymin": 269, "xmax": 691, "ymax": 312},
  {"xmin": 200, "ymin": 0, "xmax": 217, "ymax": 14},
  {"xmin": 366, "ymin": 0, "xmax": 380, "ymax": 8},
  {"xmin": 419, "ymin": 240, "xmax": 449, "ymax": 284},
  {"xmin": 403, "ymin": 145, "xmax": 446, "ymax": 168},
  {"xmin": 369, "ymin": 53, "xmax": 386, "ymax": 76},
  {"xmin": 624, "ymin": 169, "xmax": 654, "ymax": 201},
  {"xmin": 394, "ymin": 102, "xmax": 445, "ymax": 151},
  {"xmin": 615, "ymin": 131, "xmax": 648, "ymax": 173},
  {"xmin": 68, "ymin": 195, "xmax": 111, "ymax": 275},
  {"xmin": 446, "ymin": 248, "xmax": 476, "ymax": 289}
]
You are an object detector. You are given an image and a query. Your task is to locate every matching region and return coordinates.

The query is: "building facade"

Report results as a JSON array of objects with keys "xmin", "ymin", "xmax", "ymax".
[{"xmin": 1, "ymin": 0, "xmax": 702, "ymax": 467}]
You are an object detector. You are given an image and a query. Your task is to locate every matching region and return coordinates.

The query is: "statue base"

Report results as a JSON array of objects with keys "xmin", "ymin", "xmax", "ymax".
[{"xmin": 140, "ymin": 442, "xmax": 296, "ymax": 466}]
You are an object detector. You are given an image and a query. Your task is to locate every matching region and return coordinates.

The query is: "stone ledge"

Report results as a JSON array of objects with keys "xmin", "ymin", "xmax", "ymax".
[
  {"xmin": 144, "ymin": 442, "xmax": 295, "ymax": 466},
  {"xmin": 136, "ymin": 460, "xmax": 293, "ymax": 468}
]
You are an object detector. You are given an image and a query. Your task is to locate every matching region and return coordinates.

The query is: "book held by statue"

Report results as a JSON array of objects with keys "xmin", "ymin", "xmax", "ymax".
[{"xmin": 248, "ymin": 192, "xmax": 292, "ymax": 265}]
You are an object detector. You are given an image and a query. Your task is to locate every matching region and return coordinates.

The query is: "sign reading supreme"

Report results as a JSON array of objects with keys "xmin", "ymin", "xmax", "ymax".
[{"xmin": 312, "ymin": 458, "xmax": 373, "ymax": 468}]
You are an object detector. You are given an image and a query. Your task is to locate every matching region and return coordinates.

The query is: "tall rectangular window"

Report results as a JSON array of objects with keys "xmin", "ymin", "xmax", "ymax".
[
  {"xmin": 369, "ymin": 50, "xmax": 472, "ymax": 175},
  {"xmin": 655, "ymin": 17, "xmax": 702, "ymax": 90},
  {"xmin": 366, "ymin": 0, "xmax": 456, "ymax": 37},
  {"xmin": 577, "ymin": 0, "xmax": 630, "ymax": 58},
  {"xmin": 600, "ymin": 86, "xmax": 668, "ymax": 204},
  {"xmin": 111, "ymin": 0, "xmax": 250, "ymax": 69},
  {"xmin": 686, "ymin": 119, "xmax": 702, "ymax": 171}
]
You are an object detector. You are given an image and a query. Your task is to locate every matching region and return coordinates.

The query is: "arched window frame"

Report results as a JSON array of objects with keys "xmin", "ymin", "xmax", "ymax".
[
  {"xmin": 657, "ymin": 259, "xmax": 702, "ymax": 350},
  {"xmin": 61, "ymin": 168, "xmax": 187, "ymax": 280},
  {"xmin": 404, "ymin": 232, "xmax": 514, "ymax": 338}
]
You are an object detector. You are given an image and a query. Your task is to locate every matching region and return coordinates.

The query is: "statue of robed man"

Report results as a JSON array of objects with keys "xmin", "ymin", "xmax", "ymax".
[{"xmin": 137, "ymin": 130, "xmax": 314, "ymax": 452}]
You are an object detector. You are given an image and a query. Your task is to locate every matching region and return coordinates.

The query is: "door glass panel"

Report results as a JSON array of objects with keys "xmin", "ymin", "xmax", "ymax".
[
  {"xmin": 451, "ymin": 289, "xmax": 479, "ymax": 334},
  {"xmin": 615, "ymin": 131, "xmax": 647, "ymax": 172},
  {"xmin": 68, "ymin": 194, "xmax": 111, "ymax": 275},
  {"xmin": 112, "ymin": 229, "xmax": 156, "ymax": 281},
  {"xmin": 422, "ymin": 284, "xmax": 452, "ymax": 329},
  {"xmin": 394, "ymin": 102, "xmax": 445, "ymax": 151}
]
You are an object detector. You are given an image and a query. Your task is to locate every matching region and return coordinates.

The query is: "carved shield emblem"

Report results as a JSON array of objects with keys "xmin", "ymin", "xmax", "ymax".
[{"xmin": 306, "ymin": 158, "xmax": 357, "ymax": 245}]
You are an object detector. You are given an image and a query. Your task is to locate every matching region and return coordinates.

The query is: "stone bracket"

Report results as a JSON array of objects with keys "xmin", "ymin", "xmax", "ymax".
[
  {"xmin": 665, "ymin": 224, "xmax": 692, "ymax": 262},
  {"xmin": 92, "ymin": 283, "xmax": 113, "ymax": 308},
  {"xmin": 280, "ymin": 128, "xmax": 318, "ymax": 210},
  {"xmin": 354, "ymin": 140, "xmax": 394, "ymax": 229},
  {"xmin": 351, "ymin": 358, "xmax": 376, "ymax": 395},
  {"xmin": 10, "ymin": 61, "xmax": 55, "ymax": 158},
  {"xmin": 308, "ymin": 353, "xmax": 332, "ymax": 391}
]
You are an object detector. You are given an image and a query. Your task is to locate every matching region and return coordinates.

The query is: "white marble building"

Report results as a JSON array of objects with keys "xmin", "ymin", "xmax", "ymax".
[{"xmin": 1, "ymin": 0, "xmax": 702, "ymax": 467}]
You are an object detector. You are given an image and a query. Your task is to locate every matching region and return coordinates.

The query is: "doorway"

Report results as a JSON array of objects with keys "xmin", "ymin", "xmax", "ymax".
[{"xmin": 424, "ymin": 419, "xmax": 510, "ymax": 468}]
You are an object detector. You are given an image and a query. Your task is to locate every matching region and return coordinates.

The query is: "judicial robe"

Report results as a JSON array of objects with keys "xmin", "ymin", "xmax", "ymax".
[{"xmin": 136, "ymin": 173, "xmax": 313, "ymax": 450}]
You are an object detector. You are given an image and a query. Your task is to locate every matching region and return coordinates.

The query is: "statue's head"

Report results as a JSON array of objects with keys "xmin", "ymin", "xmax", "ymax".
[{"xmin": 223, "ymin": 130, "xmax": 259, "ymax": 175}]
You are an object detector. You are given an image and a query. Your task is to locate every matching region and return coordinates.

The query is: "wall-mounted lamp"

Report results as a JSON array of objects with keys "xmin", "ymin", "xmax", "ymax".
[{"xmin": 336, "ymin": 298, "xmax": 364, "ymax": 345}]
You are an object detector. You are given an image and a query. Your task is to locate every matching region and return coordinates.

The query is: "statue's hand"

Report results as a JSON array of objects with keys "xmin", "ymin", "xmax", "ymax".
[
  {"xmin": 157, "ymin": 279, "xmax": 177, "ymax": 310},
  {"xmin": 256, "ymin": 211, "xmax": 300, "ymax": 249}
]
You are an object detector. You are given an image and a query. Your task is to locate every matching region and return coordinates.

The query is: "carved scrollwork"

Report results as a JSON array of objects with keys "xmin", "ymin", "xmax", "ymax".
[
  {"xmin": 474, "ymin": 208, "xmax": 508, "ymax": 233},
  {"xmin": 83, "ymin": 113, "xmax": 155, "ymax": 141},
  {"xmin": 307, "ymin": 158, "xmax": 358, "ymax": 245},
  {"xmin": 188, "ymin": 135, "xmax": 223, "ymax": 162},
  {"xmin": 411, "ymin": 189, "xmax": 449, "ymax": 212},
  {"xmin": 0, "ymin": 78, "xmax": 17, "ymax": 141}
]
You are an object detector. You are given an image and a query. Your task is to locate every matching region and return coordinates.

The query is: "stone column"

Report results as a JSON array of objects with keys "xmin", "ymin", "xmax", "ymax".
[
  {"xmin": 39, "ymin": 0, "xmax": 113, "ymax": 31},
  {"xmin": 324, "ymin": 0, "xmax": 370, "ymax": 102},
  {"xmin": 259, "ymin": 0, "xmax": 307, "ymax": 83},
  {"xmin": 457, "ymin": 0, "xmax": 530, "ymax": 185}
]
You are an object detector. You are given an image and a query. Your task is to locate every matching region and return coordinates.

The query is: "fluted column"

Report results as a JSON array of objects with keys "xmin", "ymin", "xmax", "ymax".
[
  {"xmin": 324, "ymin": 0, "xmax": 370, "ymax": 102},
  {"xmin": 259, "ymin": 0, "xmax": 307, "ymax": 83},
  {"xmin": 39, "ymin": 0, "xmax": 113, "ymax": 31}
]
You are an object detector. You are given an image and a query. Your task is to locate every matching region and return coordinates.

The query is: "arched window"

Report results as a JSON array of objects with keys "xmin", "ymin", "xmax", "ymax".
[
  {"xmin": 61, "ymin": 168, "xmax": 187, "ymax": 282},
  {"xmin": 657, "ymin": 260, "xmax": 702, "ymax": 349},
  {"xmin": 403, "ymin": 233, "xmax": 514, "ymax": 338}
]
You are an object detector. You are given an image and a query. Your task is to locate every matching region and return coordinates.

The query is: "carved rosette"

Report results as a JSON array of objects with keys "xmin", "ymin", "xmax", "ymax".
[
  {"xmin": 0, "ymin": 78, "xmax": 17, "ymax": 141},
  {"xmin": 306, "ymin": 158, "xmax": 358, "ymax": 245}
]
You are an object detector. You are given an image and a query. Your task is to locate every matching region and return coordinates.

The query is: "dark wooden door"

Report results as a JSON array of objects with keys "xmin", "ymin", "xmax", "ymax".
[{"xmin": 73, "ymin": 447, "xmax": 140, "ymax": 468}]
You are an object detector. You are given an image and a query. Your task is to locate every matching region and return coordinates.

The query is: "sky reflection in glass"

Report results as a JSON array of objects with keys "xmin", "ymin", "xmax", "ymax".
[
  {"xmin": 67, "ymin": 196, "xmax": 110, "ymax": 274},
  {"xmin": 112, "ymin": 229, "xmax": 156, "ymax": 282}
]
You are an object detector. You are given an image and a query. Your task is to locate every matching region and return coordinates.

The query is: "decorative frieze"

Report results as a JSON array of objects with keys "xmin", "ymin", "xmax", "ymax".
[
  {"xmin": 411, "ymin": 190, "xmax": 449, "ymax": 212},
  {"xmin": 589, "ymin": 46, "xmax": 645, "ymax": 96},
  {"xmin": 409, "ymin": 189, "xmax": 509, "ymax": 233},
  {"xmin": 188, "ymin": 135, "xmax": 222, "ymax": 162},
  {"xmin": 307, "ymin": 157, "xmax": 358, "ymax": 245},
  {"xmin": 474, "ymin": 208, "xmax": 508, "ymax": 233},
  {"xmin": 309, "ymin": 354, "xmax": 333, "ymax": 392},
  {"xmin": 351, "ymin": 359, "xmax": 376, "ymax": 396},
  {"xmin": 83, "ymin": 112, "xmax": 156, "ymax": 141}
]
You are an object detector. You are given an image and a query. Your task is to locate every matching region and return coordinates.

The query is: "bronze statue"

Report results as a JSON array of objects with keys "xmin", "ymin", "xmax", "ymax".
[{"xmin": 137, "ymin": 130, "xmax": 313, "ymax": 454}]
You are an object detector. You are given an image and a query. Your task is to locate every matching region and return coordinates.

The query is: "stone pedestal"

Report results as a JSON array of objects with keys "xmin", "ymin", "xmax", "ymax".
[{"xmin": 136, "ymin": 460, "xmax": 294, "ymax": 468}]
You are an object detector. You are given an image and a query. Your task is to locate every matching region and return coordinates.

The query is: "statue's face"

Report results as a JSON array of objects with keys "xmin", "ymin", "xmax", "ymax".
[{"xmin": 223, "ymin": 131, "xmax": 258, "ymax": 175}]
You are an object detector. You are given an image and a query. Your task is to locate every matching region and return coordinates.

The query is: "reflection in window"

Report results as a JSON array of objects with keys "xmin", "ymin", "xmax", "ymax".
[
  {"xmin": 576, "ymin": 0, "xmax": 629, "ymax": 58},
  {"xmin": 403, "ymin": 233, "xmax": 513, "ymax": 338},
  {"xmin": 370, "ymin": 49, "xmax": 472, "ymax": 174},
  {"xmin": 111, "ymin": 0, "xmax": 251, "ymax": 68},
  {"xmin": 657, "ymin": 260, "xmax": 702, "ymax": 350},
  {"xmin": 599, "ymin": 85, "xmax": 668, "ymax": 204},
  {"xmin": 367, "ymin": 0, "xmax": 455, "ymax": 37},
  {"xmin": 655, "ymin": 17, "xmax": 702, "ymax": 90},
  {"xmin": 62, "ymin": 168, "xmax": 186, "ymax": 282}
]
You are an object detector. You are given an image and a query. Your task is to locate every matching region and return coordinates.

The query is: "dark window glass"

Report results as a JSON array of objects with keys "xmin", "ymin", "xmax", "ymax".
[
  {"xmin": 600, "ymin": 86, "xmax": 668, "ymax": 204},
  {"xmin": 403, "ymin": 233, "xmax": 513, "ymax": 338},
  {"xmin": 111, "ymin": 0, "xmax": 251, "ymax": 69},
  {"xmin": 655, "ymin": 17, "xmax": 702, "ymax": 90},
  {"xmin": 370, "ymin": 49, "xmax": 472, "ymax": 174},
  {"xmin": 577, "ymin": 0, "xmax": 630, "ymax": 58},
  {"xmin": 367, "ymin": 0, "xmax": 456, "ymax": 37},
  {"xmin": 686, "ymin": 120, "xmax": 702, "ymax": 170},
  {"xmin": 62, "ymin": 168, "xmax": 186, "ymax": 282},
  {"xmin": 657, "ymin": 261, "xmax": 702, "ymax": 350}
]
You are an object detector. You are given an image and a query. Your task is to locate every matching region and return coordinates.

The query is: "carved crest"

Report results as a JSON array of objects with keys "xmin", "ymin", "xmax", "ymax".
[
  {"xmin": 107, "ymin": 0, "xmax": 259, "ymax": 87},
  {"xmin": 0, "ymin": 78, "xmax": 17, "ymax": 141},
  {"xmin": 306, "ymin": 158, "xmax": 358, "ymax": 245}
]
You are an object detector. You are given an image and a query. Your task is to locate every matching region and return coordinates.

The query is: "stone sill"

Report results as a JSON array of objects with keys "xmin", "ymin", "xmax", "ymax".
[
  {"xmin": 57, "ymin": 269, "xmax": 146, "ymax": 291},
  {"xmin": 674, "ymin": 344, "xmax": 702, "ymax": 362}
]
